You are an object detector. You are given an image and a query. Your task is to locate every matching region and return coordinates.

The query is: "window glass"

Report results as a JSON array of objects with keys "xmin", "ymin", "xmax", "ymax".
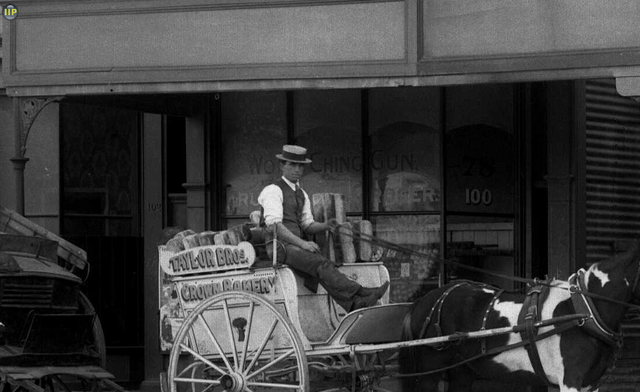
[
  {"xmin": 222, "ymin": 92, "xmax": 287, "ymax": 220},
  {"xmin": 61, "ymin": 103, "xmax": 140, "ymax": 236},
  {"xmin": 445, "ymin": 85, "xmax": 515, "ymax": 214},
  {"xmin": 446, "ymin": 215, "xmax": 516, "ymax": 290},
  {"xmin": 369, "ymin": 87, "xmax": 441, "ymax": 212},
  {"xmin": 444, "ymin": 85, "xmax": 517, "ymax": 288},
  {"xmin": 370, "ymin": 215, "xmax": 440, "ymax": 302},
  {"xmin": 293, "ymin": 90, "xmax": 362, "ymax": 213}
]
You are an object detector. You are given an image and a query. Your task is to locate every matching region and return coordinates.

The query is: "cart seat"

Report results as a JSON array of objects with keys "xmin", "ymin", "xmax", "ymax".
[
  {"xmin": 275, "ymin": 262, "xmax": 391, "ymax": 344},
  {"xmin": 321, "ymin": 303, "xmax": 413, "ymax": 346}
]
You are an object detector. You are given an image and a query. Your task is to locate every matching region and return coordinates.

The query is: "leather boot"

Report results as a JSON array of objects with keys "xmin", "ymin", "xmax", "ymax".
[
  {"xmin": 352, "ymin": 281, "xmax": 390, "ymax": 311},
  {"xmin": 356, "ymin": 281, "xmax": 390, "ymax": 298},
  {"xmin": 351, "ymin": 293, "xmax": 380, "ymax": 311}
]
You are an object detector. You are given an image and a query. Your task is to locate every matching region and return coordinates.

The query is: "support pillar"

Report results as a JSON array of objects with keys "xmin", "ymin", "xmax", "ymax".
[
  {"xmin": 141, "ymin": 113, "xmax": 164, "ymax": 392},
  {"xmin": 10, "ymin": 157, "xmax": 28, "ymax": 215},
  {"xmin": 546, "ymin": 81, "xmax": 577, "ymax": 280},
  {"xmin": 10, "ymin": 96, "xmax": 62, "ymax": 215},
  {"xmin": 183, "ymin": 111, "xmax": 209, "ymax": 232}
]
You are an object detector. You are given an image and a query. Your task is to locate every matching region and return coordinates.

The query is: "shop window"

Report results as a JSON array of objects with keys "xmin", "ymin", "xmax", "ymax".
[
  {"xmin": 294, "ymin": 89, "xmax": 362, "ymax": 212},
  {"xmin": 446, "ymin": 215, "xmax": 516, "ymax": 289},
  {"xmin": 221, "ymin": 91, "xmax": 287, "ymax": 221},
  {"xmin": 368, "ymin": 87, "xmax": 442, "ymax": 302},
  {"xmin": 217, "ymin": 85, "xmax": 523, "ymax": 298},
  {"xmin": 444, "ymin": 85, "xmax": 518, "ymax": 288},
  {"xmin": 370, "ymin": 215, "xmax": 440, "ymax": 302},
  {"xmin": 60, "ymin": 103, "xmax": 141, "ymax": 237},
  {"xmin": 369, "ymin": 88, "xmax": 442, "ymax": 213}
]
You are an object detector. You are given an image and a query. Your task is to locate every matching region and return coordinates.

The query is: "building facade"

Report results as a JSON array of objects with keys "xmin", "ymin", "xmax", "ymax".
[{"xmin": 2, "ymin": 1, "xmax": 640, "ymax": 390}]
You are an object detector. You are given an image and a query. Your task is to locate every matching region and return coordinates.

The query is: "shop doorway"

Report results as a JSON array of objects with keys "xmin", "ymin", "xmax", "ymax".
[{"xmin": 60, "ymin": 102, "xmax": 145, "ymax": 389}]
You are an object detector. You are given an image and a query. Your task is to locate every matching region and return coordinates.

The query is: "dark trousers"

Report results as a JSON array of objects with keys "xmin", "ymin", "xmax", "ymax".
[{"xmin": 270, "ymin": 243, "xmax": 361, "ymax": 311}]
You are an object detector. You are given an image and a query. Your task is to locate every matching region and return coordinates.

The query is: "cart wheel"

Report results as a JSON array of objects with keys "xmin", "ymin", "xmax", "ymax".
[
  {"xmin": 78, "ymin": 291, "xmax": 108, "ymax": 368},
  {"xmin": 168, "ymin": 291, "xmax": 309, "ymax": 392}
]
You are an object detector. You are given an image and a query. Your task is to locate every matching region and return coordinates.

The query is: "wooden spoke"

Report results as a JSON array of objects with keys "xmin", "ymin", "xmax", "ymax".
[
  {"xmin": 222, "ymin": 299, "xmax": 240, "ymax": 371},
  {"xmin": 177, "ymin": 361, "xmax": 204, "ymax": 379},
  {"xmin": 172, "ymin": 378, "xmax": 220, "ymax": 386},
  {"xmin": 239, "ymin": 301, "xmax": 255, "ymax": 366},
  {"xmin": 243, "ymin": 317, "xmax": 279, "ymax": 375},
  {"xmin": 246, "ymin": 348, "xmax": 296, "ymax": 379},
  {"xmin": 197, "ymin": 313, "xmax": 234, "ymax": 371},
  {"xmin": 178, "ymin": 343, "xmax": 227, "ymax": 376},
  {"xmin": 167, "ymin": 291, "xmax": 309, "ymax": 392},
  {"xmin": 247, "ymin": 381, "xmax": 302, "ymax": 390}
]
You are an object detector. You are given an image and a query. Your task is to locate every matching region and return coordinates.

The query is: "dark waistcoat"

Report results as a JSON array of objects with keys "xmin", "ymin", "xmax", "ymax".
[{"xmin": 275, "ymin": 178, "xmax": 306, "ymax": 238}]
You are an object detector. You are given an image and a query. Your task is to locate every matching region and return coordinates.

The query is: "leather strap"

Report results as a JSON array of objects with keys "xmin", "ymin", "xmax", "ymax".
[
  {"xmin": 403, "ymin": 282, "xmax": 470, "ymax": 342},
  {"xmin": 569, "ymin": 270, "xmax": 623, "ymax": 347},
  {"xmin": 429, "ymin": 282, "xmax": 469, "ymax": 341},
  {"xmin": 480, "ymin": 288, "xmax": 504, "ymax": 354},
  {"xmin": 518, "ymin": 283, "xmax": 553, "ymax": 385}
]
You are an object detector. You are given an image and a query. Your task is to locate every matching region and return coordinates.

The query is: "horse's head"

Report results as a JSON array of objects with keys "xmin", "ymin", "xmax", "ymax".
[{"xmin": 585, "ymin": 239, "xmax": 640, "ymax": 306}]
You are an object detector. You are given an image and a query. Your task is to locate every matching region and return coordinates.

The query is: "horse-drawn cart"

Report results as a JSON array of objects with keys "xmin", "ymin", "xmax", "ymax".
[
  {"xmin": 158, "ymin": 225, "xmax": 401, "ymax": 392},
  {"xmin": 0, "ymin": 206, "xmax": 124, "ymax": 392},
  {"xmin": 158, "ymin": 222, "xmax": 640, "ymax": 392}
]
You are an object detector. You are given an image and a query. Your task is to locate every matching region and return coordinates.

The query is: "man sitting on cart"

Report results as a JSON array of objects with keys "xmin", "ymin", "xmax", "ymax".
[{"xmin": 258, "ymin": 144, "xmax": 389, "ymax": 312}]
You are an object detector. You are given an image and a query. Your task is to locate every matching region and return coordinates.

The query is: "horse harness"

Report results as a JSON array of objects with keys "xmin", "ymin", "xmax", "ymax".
[
  {"xmin": 405, "ymin": 281, "xmax": 472, "ymax": 344},
  {"xmin": 400, "ymin": 280, "xmax": 590, "ymax": 383},
  {"xmin": 517, "ymin": 280, "xmax": 554, "ymax": 385},
  {"xmin": 568, "ymin": 269, "xmax": 623, "ymax": 347}
]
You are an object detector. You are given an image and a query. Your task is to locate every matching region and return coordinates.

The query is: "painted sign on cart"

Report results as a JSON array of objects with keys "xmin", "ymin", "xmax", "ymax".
[
  {"xmin": 160, "ymin": 242, "xmax": 256, "ymax": 276},
  {"xmin": 158, "ymin": 242, "xmax": 257, "ymax": 351},
  {"xmin": 178, "ymin": 274, "xmax": 275, "ymax": 303}
]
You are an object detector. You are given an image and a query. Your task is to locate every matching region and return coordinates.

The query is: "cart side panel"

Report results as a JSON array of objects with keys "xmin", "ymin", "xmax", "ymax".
[
  {"xmin": 159, "ymin": 246, "xmax": 183, "ymax": 352},
  {"xmin": 159, "ymin": 243, "xmax": 310, "ymax": 354}
]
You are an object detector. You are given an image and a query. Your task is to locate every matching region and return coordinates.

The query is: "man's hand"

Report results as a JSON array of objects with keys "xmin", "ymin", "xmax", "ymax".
[
  {"xmin": 326, "ymin": 218, "xmax": 339, "ymax": 233},
  {"xmin": 304, "ymin": 220, "xmax": 338, "ymax": 235},
  {"xmin": 299, "ymin": 240, "xmax": 321, "ymax": 253}
]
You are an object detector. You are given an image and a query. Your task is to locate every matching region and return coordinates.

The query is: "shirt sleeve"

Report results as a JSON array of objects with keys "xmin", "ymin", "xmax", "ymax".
[
  {"xmin": 257, "ymin": 184, "xmax": 284, "ymax": 226},
  {"xmin": 300, "ymin": 190, "xmax": 314, "ymax": 230}
]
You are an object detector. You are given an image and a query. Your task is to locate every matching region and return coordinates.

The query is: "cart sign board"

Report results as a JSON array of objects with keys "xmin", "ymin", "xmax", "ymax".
[
  {"xmin": 178, "ymin": 274, "xmax": 275, "ymax": 303},
  {"xmin": 160, "ymin": 242, "xmax": 256, "ymax": 277}
]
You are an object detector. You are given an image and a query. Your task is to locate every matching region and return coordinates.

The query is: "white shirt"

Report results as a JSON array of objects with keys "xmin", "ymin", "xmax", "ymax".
[{"xmin": 258, "ymin": 176, "xmax": 314, "ymax": 229}]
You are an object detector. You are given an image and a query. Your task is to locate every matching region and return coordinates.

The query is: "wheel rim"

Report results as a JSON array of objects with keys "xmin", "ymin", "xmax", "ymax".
[
  {"xmin": 168, "ymin": 291, "xmax": 308, "ymax": 392},
  {"xmin": 78, "ymin": 291, "xmax": 107, "ymax": 368}
]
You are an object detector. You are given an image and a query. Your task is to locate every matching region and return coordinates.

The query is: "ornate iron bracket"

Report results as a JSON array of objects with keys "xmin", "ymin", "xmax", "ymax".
[{"xmin": 17, "ymin": 96, "xmax": 63, "ymax": 157}]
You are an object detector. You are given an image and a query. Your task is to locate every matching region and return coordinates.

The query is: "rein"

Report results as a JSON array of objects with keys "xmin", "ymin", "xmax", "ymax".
[
  {"xmin": 332, "ymin": 222, "xmax": 640, "ymax": 311},
  {"xmin": 395, "ymin": 314, "xmax": 588, "ymax": 379}
]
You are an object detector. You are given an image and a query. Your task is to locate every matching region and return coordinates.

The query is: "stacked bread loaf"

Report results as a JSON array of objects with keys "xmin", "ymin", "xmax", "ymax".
[
  {"xmin": 311, "ymin": 193, "xmax": 374, "ymax": 264},
  {"xmin": 164, "ymin": 225, "xmax": 251, "ymax": 253}
]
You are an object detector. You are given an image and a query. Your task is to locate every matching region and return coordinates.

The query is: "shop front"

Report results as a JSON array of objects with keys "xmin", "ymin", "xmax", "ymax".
[
  {"xmin": 3, "ymin": 1, "xmax": 640, "ymax": 390},
  {"xmin": 219, "ymin": 85, "xmax": 523, "ymax": 301}
]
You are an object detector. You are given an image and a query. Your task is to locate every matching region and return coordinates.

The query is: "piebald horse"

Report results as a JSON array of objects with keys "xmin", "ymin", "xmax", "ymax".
[{"xmin": 399, "ymin": 241, "xmax": 640, "ymax": 392}]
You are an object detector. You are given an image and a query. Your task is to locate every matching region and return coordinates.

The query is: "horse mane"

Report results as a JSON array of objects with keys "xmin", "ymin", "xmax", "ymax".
[{"xmin": 590, "ymin": 238, "xmax": 640, "ymax": 274}]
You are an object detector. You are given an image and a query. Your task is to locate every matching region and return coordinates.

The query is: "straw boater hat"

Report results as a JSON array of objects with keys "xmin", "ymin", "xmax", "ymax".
[{"xmin": 276, "ymin": 145, "xmax": 312, "ymax": 164}]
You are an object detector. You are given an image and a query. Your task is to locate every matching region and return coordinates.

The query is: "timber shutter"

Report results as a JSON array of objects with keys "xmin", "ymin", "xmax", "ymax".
[
  {"xmin": 585, "ymin": 78, "xmax": 640, "ymax": 263},
  {"xmin": 586, "ymin": 78, "xmax": 640, "ymax": 390}
]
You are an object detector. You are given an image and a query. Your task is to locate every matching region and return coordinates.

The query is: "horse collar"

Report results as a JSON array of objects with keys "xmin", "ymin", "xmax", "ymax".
[{"xmin": 569, "ymin": 270, "xmax": 623, "ymax": 347}]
